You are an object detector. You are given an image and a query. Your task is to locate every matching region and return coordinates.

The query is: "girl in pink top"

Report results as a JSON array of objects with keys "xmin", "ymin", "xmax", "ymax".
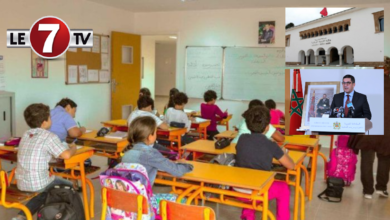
[
  {"xmin": 200, "ymin": 90, "xmax": 228, "ymax": 140},
  {"xmin": 265, "ymin": 99, "xmax": 285, "ymax": 125}
]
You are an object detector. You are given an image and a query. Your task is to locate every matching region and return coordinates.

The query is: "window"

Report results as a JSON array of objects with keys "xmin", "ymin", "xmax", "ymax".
[
  {"xmin": 319, "ymin": 30, "xmax": 323, "ymax": 36},
  {"xmin": 319, "ymin": 50, "xmax": 325, "ymax": 55},
  {"xmin": 329, "ymin": 28, "xmax": 332, "ymax": 34},
  {"xmin": 333, "ymin": 27, "xmax": 337, "ymax": 33},
  {"xmin": 345, "ymin": 24, "xmax": 349, "ymax": 31},
  {"xmin": 379, "ymin": 17, "xmax": 384, "ymax": 32},
  {"xmin": 324, "ymin": 29, "xmax": 328, "ymax": 35},
  {"xmin": 339, "ymin": 26, "xmax": 343, "ymax": 32}
]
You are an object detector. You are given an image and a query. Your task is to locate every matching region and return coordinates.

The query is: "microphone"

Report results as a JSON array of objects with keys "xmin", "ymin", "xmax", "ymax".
[
  {"xmin": 347, "ymin": 101, "xmax": 354, "ymax": 118},
  {"xmin": 333, "ymin": 107, "xmax": 339, "ymax": 117},
  {"xmin": 339, "ymin": 106, "xmax": 344, "ymax": 118}
]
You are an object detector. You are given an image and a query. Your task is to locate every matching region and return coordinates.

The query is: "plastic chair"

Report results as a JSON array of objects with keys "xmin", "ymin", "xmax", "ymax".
[
  {"xmin": 0, "ymin": 171, "xmax": 33, "ymax": 220},
  {"xmin": 101, "ymin": 187, "xmax": 149, "ymax": 220},
  {"xmin": 160, "ymin": 199, "xmax": 216, "ymax": 220}
]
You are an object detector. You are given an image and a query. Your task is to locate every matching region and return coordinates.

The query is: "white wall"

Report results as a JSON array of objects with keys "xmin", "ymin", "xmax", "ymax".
[
  {"xmin": 141, "ymin": 36, "xmax": 156, "ymax": 98},
  {"xmin": 346, "ymin": 47, "xmax": 353, "ymax": 64},
  {"xmin": 286, "ymin": 8, "xmax": 384, "ymax": 63},
  {"xmin": 134, "ymin": 8, "xmax": 286, "ymax": 128},
  {"xmin": 0, "ymin": 0, "xmax": 134, "ymax": 135},
  {"xmin": 155, "ymin": 43, "xmax": 176, "ymax": 96},
  {"xmin": 290, "ymin": 69, "xmax": 384, "ymax": 135}
]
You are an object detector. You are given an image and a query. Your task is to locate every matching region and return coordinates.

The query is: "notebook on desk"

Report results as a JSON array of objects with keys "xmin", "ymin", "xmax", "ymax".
[{"xmin": 105, "ymin": 131, "xmax": 128, "ymax": 139}]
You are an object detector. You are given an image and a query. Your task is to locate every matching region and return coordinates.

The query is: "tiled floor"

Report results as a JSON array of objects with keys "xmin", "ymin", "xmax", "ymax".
[{"xmin": 1, "ymin": 146, "xmax": 389, "ymax": 220}]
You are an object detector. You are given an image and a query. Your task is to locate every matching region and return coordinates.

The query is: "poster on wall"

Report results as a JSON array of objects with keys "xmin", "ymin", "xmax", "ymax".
[
  {"xmin": 259, "ymin": 21, "xmax": 275, "ymax": 44},
  {"xmin": 31, "ymin": 50, "xmax": 48, "ymax": 78}
]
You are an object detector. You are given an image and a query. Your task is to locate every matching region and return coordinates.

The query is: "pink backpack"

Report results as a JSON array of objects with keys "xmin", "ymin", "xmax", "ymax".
[{"xmin": 326, "ymin": 135, "xmax": 357, "ymax": 186}]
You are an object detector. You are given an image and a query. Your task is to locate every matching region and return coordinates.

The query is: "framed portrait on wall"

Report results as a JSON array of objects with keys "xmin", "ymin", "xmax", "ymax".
[
  {"xmin": 259, "ymin": 21, "xmax": 275, "ymax": 44},
  {"xmin": 301, "ymin": 81, "xmax": 340, "ymax": 128},
  {"xmin": 31, "ymin": 50, "xmax": 48, "ymax": 78}
]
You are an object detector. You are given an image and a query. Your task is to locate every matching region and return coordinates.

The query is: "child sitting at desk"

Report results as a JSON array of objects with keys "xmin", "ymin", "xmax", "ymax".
[
  {"xmin": 13, "ymin": 104, "xmax": 76, "ymax": 220},
  {"xmin": 139, "ymin": 87, "xmax": 160, "ymax": 116},
  {"xmin": 232, "ymin": 99, "xmax": 285, "ymax": 143},
  {"xmin": 235, "ymin": 106, "xmax": 294, "ymax": 220},
  {"xmin": 265, "ymin": 99, "xmax": 285, "ymax": 125},
  {"xmin": 164, "ymin": 92, "xmax": 195, "ymax": 145},
  {"xmin": 200, "ymin": 90, "xmax": 228, "ymax": 140},
  {"xmin": 128, "ymin": 96, "xmax": 169, "ymax": 130},
  {"xmin": 122, "ymin": 116, "xmax": 193, "ymax": 186},
  {"xmin": 163, "ymin": 87, "xmax": 179, "ymax": 114}
]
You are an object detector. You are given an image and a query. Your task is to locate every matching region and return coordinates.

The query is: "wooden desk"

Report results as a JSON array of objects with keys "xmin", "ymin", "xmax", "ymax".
[
  {"xmin": 217, "ymin": 114, "xmax": 233, "ymax": 130},
  {"xmin": 0, "ymin": 146, "xmax": 95, "ymax": 220},
  {"xmin": 101, "ymin": 119, "xmax": 127, "ymax": 131},
  {"xmin": 273, "ymin": 124, "xmax": 285, "ymax": 130},
  {"xmin": 156, "ymin": 127, "xmax": 187, "ymax": 157},
  {"xmin": 190, "ymin": 118, "xmax": 211, "ymax": 140},
  {"xmin": 182, "ymin": 140, "xmax": 306, "ymax": 220},
  {"xmin": 214, "ymin": 130, "xmax": 238, "ymax": 140},
  {"xmin": 69, "ymin": 130, "xmax": 128, "ymax": 159},
  {"xmin": 155, "ymin": 161, "xmax": 276, "ymax": 220}
]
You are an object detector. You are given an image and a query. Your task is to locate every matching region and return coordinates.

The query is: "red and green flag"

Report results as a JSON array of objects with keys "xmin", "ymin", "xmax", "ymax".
[{"xmin": 289, "ymin": 69, "xmax": 305, "ymax": 135}]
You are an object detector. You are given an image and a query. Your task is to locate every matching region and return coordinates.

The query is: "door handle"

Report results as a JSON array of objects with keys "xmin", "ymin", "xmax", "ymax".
[
  {"xmin": 112, "ymin": 79, "xmax": 119, "ymax": 93},
  {"xmin": 3, "ymin": 111, "xmax": 5, "ymax": 121}
]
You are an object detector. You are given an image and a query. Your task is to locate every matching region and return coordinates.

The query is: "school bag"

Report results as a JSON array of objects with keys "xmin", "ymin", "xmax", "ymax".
[
  {"xmin": 37, "ymin": 185, "xmax": 85, "ymax": 220},
  {"xmin": 318, "ymin": 177, "xmax": 345, "ymax": 203},
  {"xmin": 100, "ymin": 163, "xmax": 154, "ymax": 220},
  {"xmin": 326, "ymin": 135, "xmax": 357, "ymax": 186}
]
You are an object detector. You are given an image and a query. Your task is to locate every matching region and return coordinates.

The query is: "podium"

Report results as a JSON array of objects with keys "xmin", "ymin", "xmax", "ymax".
[{"xmin": 308, "ymin": 117, "xmax": 373, "ymax": 134}]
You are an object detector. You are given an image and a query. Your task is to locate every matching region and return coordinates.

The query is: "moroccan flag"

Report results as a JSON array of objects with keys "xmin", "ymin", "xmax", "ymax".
[
  {"xmin": 320, "ymin": 7, "xmax": 328, "ymax": 17},
  {"xmin": 309, "ymin": 90, "xmax": 316, "ymax": 118},
  {"xmin": 289, "ymin": 69, "xmax": 305, "ymax": 135}
]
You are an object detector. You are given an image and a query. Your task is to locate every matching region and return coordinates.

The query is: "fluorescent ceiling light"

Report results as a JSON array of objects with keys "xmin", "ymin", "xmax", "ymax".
[{"xmin": 169, "ymin": 36, "xmax": 177, "ymax": 39}]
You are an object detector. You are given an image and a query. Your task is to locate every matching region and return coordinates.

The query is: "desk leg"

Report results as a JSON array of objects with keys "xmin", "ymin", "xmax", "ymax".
[
  {"xmin": 262, "ymin": 191, "xmax": 269, "ymax": 220},
  {"xmin": 79, "ymin": 163, "xmax": 91, "ymax": 220},
  {"xmin": 309, "ymin": 145, "xmax": 318, "ymax": 201},
  {"xmin": 294, "ymin": 165, "xmax": 302, "ymax": 220}
]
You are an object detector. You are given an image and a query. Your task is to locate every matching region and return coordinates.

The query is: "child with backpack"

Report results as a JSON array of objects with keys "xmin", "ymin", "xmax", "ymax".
[
  {"xmin": 234, "ymin": 106, "xmax": 294, "ymax": 220},
  {"xmin": 12, "ymin": 104, "xmax": 76, "ymax": 220},
  {"xmin": 122, "ymin": 116, "xmax": 193, "ymax": 186}
]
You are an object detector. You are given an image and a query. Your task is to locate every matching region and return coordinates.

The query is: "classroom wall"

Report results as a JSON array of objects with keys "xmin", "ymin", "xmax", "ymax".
[
  {"xmin": 0, "ymin": 0, "xmax": 135, "ymax": 135},
  {"xmin": 141, "ymin": 36, "xmax": 156, "ymax": 99},
  {"xmin": 155, "ymin": 43, "xmax": 177, "ymax": 96},
  {"xmin": 289, "ymin": 69, "xmax": 384, "ymax": 135},
  {"xmin": 135, "ymin": 8, "xmax": 286, "ymax": 128}
]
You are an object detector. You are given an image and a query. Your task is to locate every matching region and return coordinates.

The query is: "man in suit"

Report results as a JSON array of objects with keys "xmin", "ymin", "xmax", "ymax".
[
  {"xmin": 330, "ymin": 74, "xmax": 372, "ymax": 120},
  {"xmin": 316, "ymin": 94, "xmax": 330, "ymax": 116},
  {"xmin": 260, "ymin": 24, "xmax": 274, "ymax": 43}
]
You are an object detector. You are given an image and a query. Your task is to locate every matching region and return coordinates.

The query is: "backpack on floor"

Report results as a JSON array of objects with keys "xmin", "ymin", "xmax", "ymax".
[
  {"xmin": 37, "ymin": 185, "xmax": 85, "ymax": 220},
  {"xmin": 100, "ymin": 163, "xmax": 154, "ymax": 220},
  {"xmin": 326, "ymin": 135, "xmax": 357, "ymax": 186}
]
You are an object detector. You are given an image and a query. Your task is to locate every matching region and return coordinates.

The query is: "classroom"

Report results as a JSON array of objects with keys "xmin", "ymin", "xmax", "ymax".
[{"xmin": 1, "ymin": 0, "xmax": 390, "ymax": 220}]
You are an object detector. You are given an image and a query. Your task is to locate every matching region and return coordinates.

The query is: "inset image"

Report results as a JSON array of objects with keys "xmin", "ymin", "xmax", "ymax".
[{"xmin": 285, "ymin": 7, "xmax": 384, "ymax": 67}]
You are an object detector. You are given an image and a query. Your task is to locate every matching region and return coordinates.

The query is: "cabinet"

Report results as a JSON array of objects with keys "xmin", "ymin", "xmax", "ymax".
[{"xmin": 0, "ymin": 92, "xmax": 15, "ymax": 142}]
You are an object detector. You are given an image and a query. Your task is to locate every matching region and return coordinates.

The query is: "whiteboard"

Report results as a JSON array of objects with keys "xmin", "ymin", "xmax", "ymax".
[
  {"xmin": 185, "ymin": 47, "xmax": 223, "ymax": 99},
  {"xmin": 223, "ymin": 47, "xmax": 285, "ymax": 102}
]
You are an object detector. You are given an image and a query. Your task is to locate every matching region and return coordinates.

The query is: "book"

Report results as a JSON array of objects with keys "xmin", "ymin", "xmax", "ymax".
[{"xmin": 105, "ymin": 131, "xmax": 128, "ymax": 139}]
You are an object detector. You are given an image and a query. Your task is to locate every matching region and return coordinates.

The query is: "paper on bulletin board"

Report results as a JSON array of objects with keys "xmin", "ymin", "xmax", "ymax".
[
  {"xmin": 79, "ymin": 65, "xmax": 88, "ymax": 83},
  {"xmin": 99, "ymin": 70, "xmax": 110, "ymax": 83},
  {"xmin": 82, "ymin": 48, "xmax": 91, "ymax": 52},
  {"xmin": 68, "ymin": 48, "xmax": 77, "ymax": 52},
  {"xmin": 68, "ymin": 65, "xmax": 78, "ymax": 84},
  {"xmin": 92, "ymin": 36, "xmax": 100, "ymax": 53},
  {"xmin": 88, "ymin": 69, "xmax": 99, "ymax": 82},
  {"xmin": 101, "ymin": 54, "xmax": 109, "ymax": 70},
  {"xmin": 0, "ymin": 55, "xmax": 5, "ymax": 91},
  {"xmin": 101, "ymin": 36, "xmax": 109, "ymax": 53}
]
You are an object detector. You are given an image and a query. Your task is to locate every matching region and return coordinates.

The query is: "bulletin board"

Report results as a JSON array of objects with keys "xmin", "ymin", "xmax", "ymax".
[{"xmin": 65, "ymin": 34, "xmax": 111, "ymax": 84}]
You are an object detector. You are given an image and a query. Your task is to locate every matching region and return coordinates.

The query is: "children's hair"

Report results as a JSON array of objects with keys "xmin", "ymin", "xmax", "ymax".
[
  {"xmin": 167, "ymin": 88, "xmax": 180, "ymax": 108},
  {"xmin": 203, "ymin": 90, "xmax": 217, "ymax": 102},
  {"xmin": 24, "ymin": 103, "xmax": 50, "ymax": 128},
  {"xmin": 139, "ymin": 88, "xmax": 151, "ymax": 98},
  {"xmin": 243, "ymin": 106, "xmax": 270, "ymax": 133},
  {"xmin": 265, "ymin": 99, "xmax": 276, "ymax": 110},
  {"xmin": 56, "ymin": 98, "xmax": 77, "ymax": 108},
  {"xmin": 128, "ymin": 116, "xmax": 157, "ymax": 143},
  {"xmin": 173, "ymin": 92, "xmax": 188, "ymax": 106},
  {"xmin": 137, "ymin": 96, "xmax": 154, "ymax": 109},
  {"xmin": 248, "ymin": 99, "xmax": 264, "ymax": 109}
]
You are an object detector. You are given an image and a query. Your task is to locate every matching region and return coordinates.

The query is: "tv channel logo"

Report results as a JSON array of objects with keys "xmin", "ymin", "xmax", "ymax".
[{"xmin": 7, "ymin": 16, "xmax": 93, "ymax": 59}]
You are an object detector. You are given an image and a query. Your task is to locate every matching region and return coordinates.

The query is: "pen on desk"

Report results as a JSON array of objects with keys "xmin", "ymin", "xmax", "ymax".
[{"xmin": 77, "ymin": 122, "xmax": 81, "ymax": 128}]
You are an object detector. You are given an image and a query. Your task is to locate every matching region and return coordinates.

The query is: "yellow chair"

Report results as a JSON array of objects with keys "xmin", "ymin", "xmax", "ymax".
[
  {"xmin": 101, "ymin": 187, "xmax": 149, "ymax": 220},
  {"xmin": 0, "ymin": 171, "xmax": 33, "ymax": 220},
  {"xmin": 160, "ymin": 200, "xmax": 216, "ymax": 220}
]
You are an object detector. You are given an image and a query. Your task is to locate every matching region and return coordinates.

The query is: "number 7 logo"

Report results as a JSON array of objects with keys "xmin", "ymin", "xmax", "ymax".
[{"xmin": 38, "ymin": 24, "xmax": 59, "ymax": 53}]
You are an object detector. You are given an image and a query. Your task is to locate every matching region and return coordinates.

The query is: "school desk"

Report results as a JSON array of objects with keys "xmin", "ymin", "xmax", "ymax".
[
  {"xmin": 101, "ymin": 119, "xmax": 127, "ymax": 131},
  {"xmin": 273, "ymin": 124, "xmax": 286, "ymax": 130},
  {"xmin": 155, "ymin": 161, "xmax": 276, "ymax": 220},
  {"xmin": 69, "ymin": 130, "xmax": 128, "ymax": 159},
  {"xmin": 182, "ymin": 140, "xmax": 306, "ymax": 220},
  {"xmin": 0, "ymin": 146, "xmax": 95, "ymax": 220},
  {"xmin": 193, "ymin": 113, "xmax": 233, "ymax": 131},
  {"xmin": 190, "ymin": 118, "xmax": 211, "ymax": 140},
  {"xmin": 214, "ymin": 130, "xmax": 238, "ymax": 140}
]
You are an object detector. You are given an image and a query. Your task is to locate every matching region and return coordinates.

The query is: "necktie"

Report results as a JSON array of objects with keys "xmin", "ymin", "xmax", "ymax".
[{"xmin": 344, "ymin": 95, "xmax": 350, "ymax": 117}]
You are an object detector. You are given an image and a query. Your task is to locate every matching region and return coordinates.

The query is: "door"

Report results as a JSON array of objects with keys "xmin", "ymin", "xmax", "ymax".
[
  {"xmin": 0, "ymin": 97, "xmax": 11, "ymax": 141},
  {"xmin": 111, "ymin": 32, "xmax": 141, "ymax": 120}
]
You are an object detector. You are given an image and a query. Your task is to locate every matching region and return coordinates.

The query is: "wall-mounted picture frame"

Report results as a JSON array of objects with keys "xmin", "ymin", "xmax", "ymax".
[
  {"xmin": 259, "ymin": 21, "xmax": 275, "ymax": 44},
  {"xmin": 31, "ymin": 50, "xmax": 48, "ymax": 78}
]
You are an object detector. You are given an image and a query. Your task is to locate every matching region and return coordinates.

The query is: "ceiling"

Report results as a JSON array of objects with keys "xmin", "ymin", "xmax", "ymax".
[{"xmin": 87, "ymin": 0, "xmax": 387, "ymax": 13}]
